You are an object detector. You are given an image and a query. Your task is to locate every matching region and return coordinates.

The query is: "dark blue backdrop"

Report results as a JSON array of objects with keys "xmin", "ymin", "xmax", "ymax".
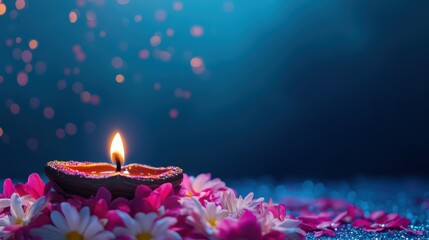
[{"xmin": 1, "ymin": 0, "xmax": 428, "ymax": 180}]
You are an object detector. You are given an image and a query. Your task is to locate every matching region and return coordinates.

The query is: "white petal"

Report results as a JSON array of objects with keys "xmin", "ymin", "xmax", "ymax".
[
  {"xmin": 83, "ymin": 216, "xmax": 103, "ymax": 238},
  {"xmin": 78, "ymin": 207, "xmax": 91, "ymax": 233},
  {"xmin": 0, "ymin": 199, "xmax": 11, "ymax": 209},
  {"xmin": 10, "ymin": 193, "xmax": 24, "ymax": 220},
  {"xmin": 152, "ymin": 217, "xmax": 176, "ymax": 237},
  {"xmin": 89, "ymin": 231, "xmax": 115, "ymax": 240},
  {"xmin": 113, "ymin": 227, "xmax": 130, "ymax": 236},
  {"xmin": 117, "ymin": 211, "xmax": 139, "ymax": 234},
  {"xmin": 50, "ymin": 210, "xmax": 69, "ymax": 233},
  {"xmin": 0, "ymin": 215, "xmax": 11, "ymax": 226},
  {"xmin": 61, "ymin": 202, "xmax": 80, "ymax": 230},
  {"xmin": 24, "ymin": 196, "xmax": 46, "ymax": 222},
  {"xmin": 136, "ymin": 212, "xmax": 156, "ymax": 232},
  {"xmin": 31, "ymin": 225, "xmax": 64, "ymax": 240}
]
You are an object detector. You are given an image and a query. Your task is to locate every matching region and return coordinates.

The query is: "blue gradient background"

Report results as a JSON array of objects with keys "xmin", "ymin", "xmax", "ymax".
[{"xmin": 1, "ymin": 0, "xmax": 429, "ymax": 180}]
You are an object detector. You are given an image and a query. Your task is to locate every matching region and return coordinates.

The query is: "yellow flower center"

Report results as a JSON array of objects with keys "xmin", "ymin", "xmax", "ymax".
[
  {"xmin": 186, "ymin": 191, "xmax": 194, "ymax": 197},
  {"xmin": 208, "ymin": 219, "xmax": 216, "ymax": 227},
  {"xmin": 65, "ymin": 231, "xmax": 84, "ymax": 240},
  {"xmin": 136, "ymin": 232, "xmax": 153, "ymax": 240},
  {"xmin": 15, "ymin": 218, "xmax": 23, "ymax": 225}
]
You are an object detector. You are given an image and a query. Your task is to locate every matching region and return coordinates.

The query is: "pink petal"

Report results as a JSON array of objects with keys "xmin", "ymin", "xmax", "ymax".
[
  {"xmin": 352, "ymin": 219, "xmax": 372, "ymax": 228},
  {"xmin": 110, "ymin": 197, "xmax": 131, "ymax": 213},
  {"xmin": 94, "ymin": 199, "xmax": 109, "ymax": 218},
  {"xmin": 134, "ymin": 185, "xmax": 152, "ymax": 198},
  {"xmin": 401, "ymin": 226, "xmax": 423, "ymax": 235},
  {"xmin": 104, "ymin": 210, "xmax": 125, "ymax": 231},
  {"xmin": 268, "ymin": 204, "xmax": 287, "ymax": 220},
  {"xmin": 369, "ymin": 210, "xmax": 386, "ymax": 223},
  {"xmin": 95, "ymin": 187, "xmax": 112, "ymax": 203},
  {"xmin": 3, "ymin": 178, "xmax": 16, "ymax": 198},
  {"xmin": 24, "ymin": 173, "xmax": 45, "ymax": 199},
  {"xmin": 262, "ymin": 230, "xmax": 286, "ymax": 240},
  {"xmin": 154, "ymin": 183, "xmax": 174, "ymax": 202}
]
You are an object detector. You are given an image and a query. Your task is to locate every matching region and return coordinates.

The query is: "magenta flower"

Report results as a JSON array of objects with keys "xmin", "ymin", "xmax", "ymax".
[
  {"xmin": 2, "ymin": 174, "xmax": 45, "ymax": 201},
  {"xmin": 131, "ymin": 183, "xmax": 180, "ymax": 214},
  {"xmin": 218, "ymin": 211, "xmax": 290, "ymax": 240}
]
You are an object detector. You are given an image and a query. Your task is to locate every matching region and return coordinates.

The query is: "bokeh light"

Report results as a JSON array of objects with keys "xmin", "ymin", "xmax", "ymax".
[
  {"xmin": 29, "ymin": 39, "xmax": 38, "ymax": 49},
  {"xmin": 115, "ymin": 74, "xmax": 125, "ymax": 83},
  {"xmin": 69, "ymin": 11, "xmax": 78, "ymax": 23}
]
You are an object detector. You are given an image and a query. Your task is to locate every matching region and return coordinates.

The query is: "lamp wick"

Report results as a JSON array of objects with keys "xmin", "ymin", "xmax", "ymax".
[{"xmin": 115, "ymin": 157, "xmax": 121, "ymax": 172}]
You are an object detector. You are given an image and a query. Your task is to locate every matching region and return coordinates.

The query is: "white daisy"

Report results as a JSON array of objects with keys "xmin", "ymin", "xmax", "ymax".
[
  {"xmin": 220, "ymin": 189, "xmax": 264, "ymax": 217},
  {"xmin": 30, "ymin": 202, "xmax": 114, "ymax": 240},
  {"xmin": 185, "ymin": 173, "xmax": 226, "ymax": 196},
  {"xmin": 113, "ymin": 211, "xmax": 181, "ymax": 240},
  {"xmin": 0, "ymin": 193, "xmax": 46, "ymax": 238},
  {"xmin": 184, "ymin": 197, "xmax": 229, "ymax": 236}
]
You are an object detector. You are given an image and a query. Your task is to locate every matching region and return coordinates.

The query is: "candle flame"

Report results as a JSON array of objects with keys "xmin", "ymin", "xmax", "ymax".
[{"xmin": 110, "ymin": 132, "xmax": 125, "ymax": 165}]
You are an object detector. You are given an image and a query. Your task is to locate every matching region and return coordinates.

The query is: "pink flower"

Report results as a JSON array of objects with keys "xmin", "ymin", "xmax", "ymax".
[
  {"xmin": 218, "ymin": 211, "xmax": 263, "ymax": 240},
  {"xmin": 2, "ymin": 173, "xmax": 45, "ymax": 201},
  {"xmin": 131, "ymin": 183, "xmax": 181, "ymax": 214},
  {"xmin": 351, "ymin": 210, "xmax": 423, "ymax": 235},
  {"xmin": 181, "ymin": 173, "xmax": 226, "ymax": 198},
  {"xmin": 85, "ymin": 187, "xmax": 131, "ymax": 218},
  {"xmin": 218, "ymin": 211, "xmax": 287, "ymax": 240}
]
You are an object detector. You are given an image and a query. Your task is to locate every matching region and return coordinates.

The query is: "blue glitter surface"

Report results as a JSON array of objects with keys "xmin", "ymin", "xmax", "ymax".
[{"xmin": 231, "ymin": 178, "xmax": 429, "ymax": 239}]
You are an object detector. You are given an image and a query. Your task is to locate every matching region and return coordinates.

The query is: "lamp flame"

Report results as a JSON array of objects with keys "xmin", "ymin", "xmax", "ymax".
[{"xmin": 110, "ymin": 132, "xmax": 125, "ymax": 166}]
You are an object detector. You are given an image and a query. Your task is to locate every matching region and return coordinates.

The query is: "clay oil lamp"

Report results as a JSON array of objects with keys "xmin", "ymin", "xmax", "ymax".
[{"xmin": 45, "ymin": 132, "xmax": 183, "ymax": 198}]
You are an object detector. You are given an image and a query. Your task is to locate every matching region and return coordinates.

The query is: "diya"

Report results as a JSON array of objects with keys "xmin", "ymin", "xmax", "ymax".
[{"xmin": 45, "ymin": 132, "xmax": 183, "ymax": 199}]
